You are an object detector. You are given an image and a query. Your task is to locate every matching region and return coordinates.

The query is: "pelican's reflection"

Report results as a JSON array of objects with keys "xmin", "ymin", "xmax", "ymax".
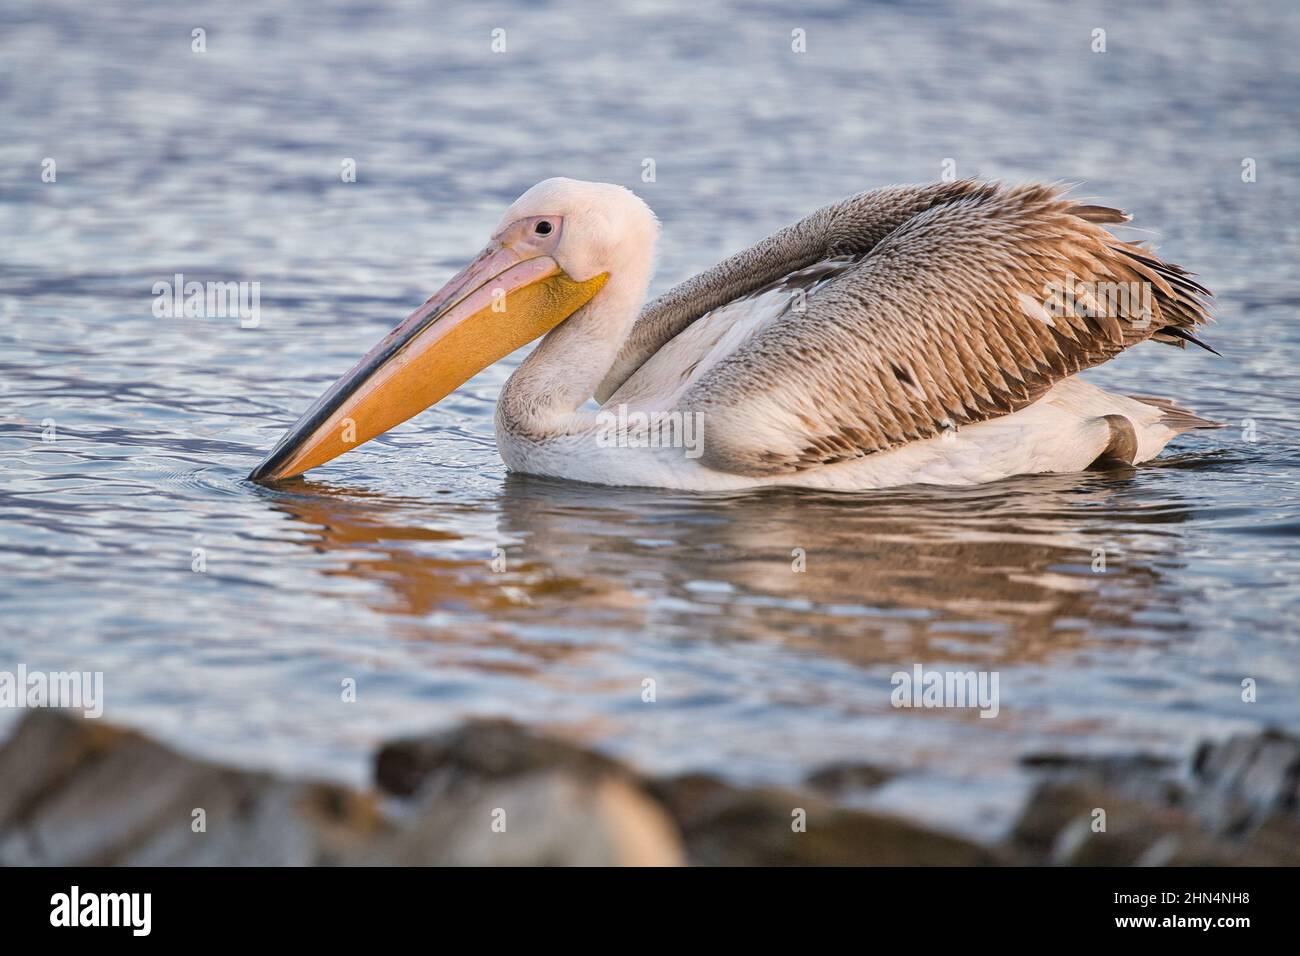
[{"xmin": 263, "ymin": 470, "xmax": 1196, "ymax": 668}]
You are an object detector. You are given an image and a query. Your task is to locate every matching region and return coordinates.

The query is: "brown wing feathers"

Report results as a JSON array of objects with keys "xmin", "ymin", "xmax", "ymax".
[{"xmin": 669, "ymin": 181, "xmax": 1213, "ymax": 476}]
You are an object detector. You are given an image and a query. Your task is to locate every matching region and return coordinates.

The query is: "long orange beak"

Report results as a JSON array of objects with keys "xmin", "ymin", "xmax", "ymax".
[{"xmin": 250, "ymin": 218, "xmax": 607, "ymax": 482}]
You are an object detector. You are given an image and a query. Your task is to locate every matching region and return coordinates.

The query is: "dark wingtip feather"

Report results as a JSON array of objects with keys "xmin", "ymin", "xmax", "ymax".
[{"xmin": 1164, "ymin": 326, "xmax": 1222, "ymax": 356}]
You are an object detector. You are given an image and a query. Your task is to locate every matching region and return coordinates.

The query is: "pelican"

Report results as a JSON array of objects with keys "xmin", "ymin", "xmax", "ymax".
[{"xmin": 250, "ymin": 178, "xmax": 1218, "ymax": 490}]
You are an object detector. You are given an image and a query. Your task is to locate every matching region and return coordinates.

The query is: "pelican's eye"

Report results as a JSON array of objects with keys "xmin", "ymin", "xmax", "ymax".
[{"xmin": 534, "ymin": 221, "xmax": 553, "ymax": 236}]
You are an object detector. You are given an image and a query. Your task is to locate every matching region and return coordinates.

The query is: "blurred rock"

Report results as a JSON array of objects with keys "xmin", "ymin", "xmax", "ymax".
[
  {"xmin": 373, "ymin": 720, "xmax": 683, "ymax": 866},
  {"xmin": 804, "ymin": 762, "xmax": 895, "ymax": 796},
  {"xmin": 375, "ymin": 719, "xmax": 629, "ymax": 795},
  {"xmin": 649, "ymin": 773, "xmax": 998, "ymax": 866},
  {"xmin": 0, "ymin": 712, "xmax": 379, "ymax": 868},
  {"xmin": 5, "ymin": 712, "xmax": 1296, "ymax": 866},
  {"xmin": 1012, "ymin": 728, "xmax": 1300, "ymax": 865},
  {"xmin": 0, "ymin": 712, "xmax": 682, "ymax": 866},
  {"xmin": 1190, "ymin": 728, "xmax": 1300, "ymax": 834},
  {"xmin": 370, "ymin": 770, "xmax": 683, "ymax": 866},
  {"xmin": 0, "ymin": 710, "xmax": 375, "ymax": 865}
]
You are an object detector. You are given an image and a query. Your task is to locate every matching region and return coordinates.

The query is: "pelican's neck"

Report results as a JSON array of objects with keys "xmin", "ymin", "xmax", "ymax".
[{"xmin": 497, "ymin": 261, "xmax": 651, "ymax": 440}]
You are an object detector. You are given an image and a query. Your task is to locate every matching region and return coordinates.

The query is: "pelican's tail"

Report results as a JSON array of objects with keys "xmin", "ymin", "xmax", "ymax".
[{"xmin": 1126, "ymin": 393, "xmax": 1225, "ymax": 433}]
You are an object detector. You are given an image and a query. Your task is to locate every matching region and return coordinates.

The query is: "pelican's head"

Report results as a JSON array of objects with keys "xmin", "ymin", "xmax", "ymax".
[{"xmin": 250, "ymin": 178, "xmax": 657, "ymax": 482}]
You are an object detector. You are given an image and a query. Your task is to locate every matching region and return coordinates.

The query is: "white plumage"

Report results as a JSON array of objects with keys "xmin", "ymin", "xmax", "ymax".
[{"xmin": 494, "ymin": 178, "xmax": 1218, "ymax": 490}]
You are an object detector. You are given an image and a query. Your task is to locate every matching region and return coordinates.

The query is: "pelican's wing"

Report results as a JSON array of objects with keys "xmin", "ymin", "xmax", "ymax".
[{"xmin": 603, "ymin": 181, "xmax": 1212, "ymax": 477}]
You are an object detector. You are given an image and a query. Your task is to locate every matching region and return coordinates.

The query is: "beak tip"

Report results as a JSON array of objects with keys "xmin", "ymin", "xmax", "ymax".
[{"xmin": 247, "ymin": 457, "xmax": 290, "ymax": 484}]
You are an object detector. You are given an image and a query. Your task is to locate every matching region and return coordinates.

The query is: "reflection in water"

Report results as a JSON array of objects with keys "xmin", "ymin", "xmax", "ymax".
[
  {"xmin": 268, "ymin": 470, "xmax": 1195, "ymax": 668},
  {"xmin": 243, "ymin": 466, "xmax": 1260, "ymax": 839},
  {"xmin": 253, "ymin": 468, "xmax": 1276, "ymax": 840}
]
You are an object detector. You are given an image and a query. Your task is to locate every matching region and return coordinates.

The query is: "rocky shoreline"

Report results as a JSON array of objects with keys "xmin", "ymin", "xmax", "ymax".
[{"xmin": 1, "ymin": 711, "xmax": 1295, "ymax": 865}]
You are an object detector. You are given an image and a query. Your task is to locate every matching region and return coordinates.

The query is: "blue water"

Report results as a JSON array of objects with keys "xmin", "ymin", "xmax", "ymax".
[{"xmin": 2, "ymin": 0, "xmax": 1298, "ymax": 839}]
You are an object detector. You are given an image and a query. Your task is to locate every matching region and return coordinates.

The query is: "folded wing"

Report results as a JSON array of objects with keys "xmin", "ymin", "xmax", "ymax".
[{"xmin": 603, "ymin": 181, "xmax": 1213, "ymax": 477}]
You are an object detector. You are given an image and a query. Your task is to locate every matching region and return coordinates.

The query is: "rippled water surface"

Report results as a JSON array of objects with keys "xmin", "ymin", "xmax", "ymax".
[{"xmin": 3, "ymin": 0, "xmax": 1299, "ymax": 838}]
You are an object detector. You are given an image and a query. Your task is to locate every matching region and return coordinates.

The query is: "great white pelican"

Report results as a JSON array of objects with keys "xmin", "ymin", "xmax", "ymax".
[{"xmin": 250, "ymin": 178, "xmax": 1217, "ymax": 490}]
